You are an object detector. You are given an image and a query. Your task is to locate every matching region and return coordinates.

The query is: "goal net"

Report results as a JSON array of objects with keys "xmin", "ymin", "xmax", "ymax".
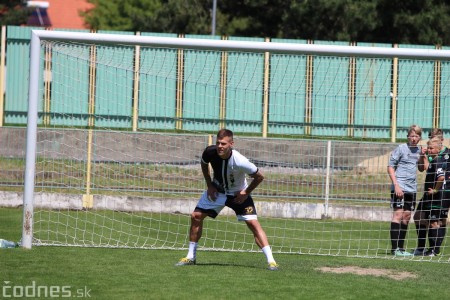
[{"xmin": 21, "ymin": 30, "xmax": 450, "ymax": 262}]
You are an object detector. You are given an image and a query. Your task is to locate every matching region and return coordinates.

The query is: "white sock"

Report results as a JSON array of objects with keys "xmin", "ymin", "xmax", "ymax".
[
  {"xmin": 262, "ymin": 245, "xmax": 275, "ymax": 263},
  {"xmin": 187, "ymin": 242, "xmax": 198, "ymax": 260}
]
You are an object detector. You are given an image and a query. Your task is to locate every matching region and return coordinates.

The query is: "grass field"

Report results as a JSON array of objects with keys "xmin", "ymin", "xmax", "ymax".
[
  {"xmin": 2, "ymin": 207, "xmax": 450, "ymax": 299},
  {"xmin": 29, "ymin": 206, "xmax": 395, "ymax": 254}
]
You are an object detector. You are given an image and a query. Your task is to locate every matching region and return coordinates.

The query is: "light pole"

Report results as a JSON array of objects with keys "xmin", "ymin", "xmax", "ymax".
[{"xmin": 211, "ymin": 0, "xmax": 217, "ymax": 35}]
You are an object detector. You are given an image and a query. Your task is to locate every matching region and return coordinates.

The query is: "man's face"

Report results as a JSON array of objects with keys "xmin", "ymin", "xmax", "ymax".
[
  {"xmin": 407, "ymin": 133, "xmax": 421, "ymax": 146},
  {"xmin": 216, "ymin": 136, "xmax": 233, "ymax": 159},
  {"xmin": 427, "ymin": 143, "xmax": 442, "ymax": 157}
]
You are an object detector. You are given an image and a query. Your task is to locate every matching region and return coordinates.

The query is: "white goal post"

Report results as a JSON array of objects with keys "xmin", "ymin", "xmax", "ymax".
[{"xmin": 22, "ymin": 30, "xmax": 450, "ymax": 262}]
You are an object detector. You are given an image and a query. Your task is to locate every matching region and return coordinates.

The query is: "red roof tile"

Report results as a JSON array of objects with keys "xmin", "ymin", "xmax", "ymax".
[{"xmin": 45, "ymin": 0, "xmax": 93, "ymax": 29}]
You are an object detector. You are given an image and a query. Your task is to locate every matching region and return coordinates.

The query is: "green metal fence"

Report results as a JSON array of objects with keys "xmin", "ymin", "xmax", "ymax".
[{"xmin": 1, "ymin": 25, "xmax": 449, "ymax": 139}]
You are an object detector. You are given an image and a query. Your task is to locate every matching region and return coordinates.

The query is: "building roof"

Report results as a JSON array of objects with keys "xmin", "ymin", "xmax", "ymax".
[{"xmin": 28, "ymin": 0, "xmax": 93, "ymax": 29}]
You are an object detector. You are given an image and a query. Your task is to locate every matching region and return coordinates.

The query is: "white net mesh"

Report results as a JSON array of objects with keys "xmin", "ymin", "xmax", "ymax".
[{"xmin": 24, "ymin": 36, "xmax": 450, "ymax": 262}]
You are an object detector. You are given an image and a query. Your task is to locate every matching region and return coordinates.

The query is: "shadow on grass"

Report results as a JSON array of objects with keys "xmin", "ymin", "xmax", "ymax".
[{"xmin": 194, "ymin": 262, "xmax": 261, "ymax": 269}]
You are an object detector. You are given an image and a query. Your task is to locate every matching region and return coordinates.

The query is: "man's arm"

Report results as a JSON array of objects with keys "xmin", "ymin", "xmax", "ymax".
[
  {"xmin": 387, "ymin": 166, "xmax": 398, "ymax": 186},
  {"xmin": 387, "ymin": 166, "xmax": 403, "ymax": 198},
  {"xmin": 245, "ymin": 170, "xmax": 264, "ymax": 195},
  {"xmin": 428, "ymin": 176, "xmax": 444, "ymax": 195},
  {"xmin": 201, "ymin": 162, "xmax": 213, "ymax": 188},
  {"xmin": 418, "ymin": 146, "xmax": 428, "ymax": 172},
  {"xmin": 201, "ymin": 162, "xmax": 218, "ymax": 200},
  {"xmin": 234, "ymin": 170, "xmax": 264, "ymax": 204}
]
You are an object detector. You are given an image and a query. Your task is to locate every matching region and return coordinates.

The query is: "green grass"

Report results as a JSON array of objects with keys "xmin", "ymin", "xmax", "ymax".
[
  {"xmin": 2, "ymin": 207, "xmax": 450, "ymax": 299},
  {"xmin": 26, "ymin": 207, "xmax": 412, "ymax": 256}
]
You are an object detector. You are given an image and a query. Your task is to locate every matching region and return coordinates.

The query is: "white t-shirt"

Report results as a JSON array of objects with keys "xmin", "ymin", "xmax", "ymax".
[{"xmin": 201, "ymin": 145, "xmax": 258, "ymax": 195}]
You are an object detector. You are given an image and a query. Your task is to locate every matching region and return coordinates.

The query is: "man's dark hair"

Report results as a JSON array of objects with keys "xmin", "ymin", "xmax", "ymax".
[
  {"xmin": 428, "ymin": 128, "xmax": 444, "ymax": 139},
  {"xmin": 217, "ymin": 128, "xmax": 233, "ymax": 140}
]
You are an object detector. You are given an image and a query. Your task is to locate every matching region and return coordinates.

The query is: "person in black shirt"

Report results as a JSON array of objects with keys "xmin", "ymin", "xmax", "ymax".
[{"xmin": 413, "ymin": 136, "xmax": 449, "ymax": 256}]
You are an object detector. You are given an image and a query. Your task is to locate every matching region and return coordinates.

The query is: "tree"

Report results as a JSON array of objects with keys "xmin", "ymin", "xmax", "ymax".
[
  {"xmin": 374, "ymin": 0, "xmax": 450, "ymax": 45},
  {"xmin": 217, "ymin": 0, "xmax": 292, "ymax": 38},
  {"xmin": 83, "ymin": 0, "xmax": 211, "ymax": 34},
  {"xmin": 0, "ymin": 0, "xmax": 32, "ymax": 26},
  {"xmin": 281, "ymin": 0, "xmax": 450, "ymax": 45},
  {"xmin": 82, "ymin": 0, "xmax": 450, "ymax": 45},
  {"xmin": 280, "ymin": 0, "xmax": 379, "ymax": 42}
]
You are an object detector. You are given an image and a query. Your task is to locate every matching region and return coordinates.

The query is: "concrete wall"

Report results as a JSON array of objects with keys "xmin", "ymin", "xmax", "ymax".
[
  {"xmin": 0, "ymin": 191, "xmax": 392, "ymax": 222},
  {"xmin": 0, "ymin": 127, "xmax": 395, "ymax": 168}
]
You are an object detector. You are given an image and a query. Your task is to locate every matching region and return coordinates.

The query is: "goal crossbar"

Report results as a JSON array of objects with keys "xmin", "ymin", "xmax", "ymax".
[{"xmin": 32, "ymin": 30, "xmax": 450, "ymax": 59}]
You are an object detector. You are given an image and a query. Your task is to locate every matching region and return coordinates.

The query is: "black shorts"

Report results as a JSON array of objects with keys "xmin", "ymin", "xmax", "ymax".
[
  {"xmin": 416, "ymin": 205, "xmax": 449, "ymax": 222},
  {"xmin": 416, "ymin": 192, "xmax": 449, "ymax": 221},
  {"xmin": 225, "ymin": 194, "xmax": 257, "ymax": 216},
  {"xmin": 390, "ymin": 191, "xmax": 416, "ymax": 211},
  {"xmin": 443, "ymin": 191, "xmax": 450, "ymax": 210}
]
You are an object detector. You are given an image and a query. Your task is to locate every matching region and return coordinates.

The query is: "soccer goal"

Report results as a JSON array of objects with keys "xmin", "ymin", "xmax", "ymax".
[{"xmin": 21, "ymin": 30, "xmax": 450, "ymax": 262}]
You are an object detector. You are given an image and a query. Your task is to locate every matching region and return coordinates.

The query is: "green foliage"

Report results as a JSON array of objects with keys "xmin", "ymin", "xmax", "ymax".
[
  {"xmin": 282, "ymin": 0, "xmax": 379, "ymax": 42},
  {"xmin": 218, "ymin": 0, "xmax": 290, "ymax": 38},
  {"xmin": 83, "ymin": 0, "xmax": 210, "ymax": 34},
  {"xmin": 0, "ymin": 0, "xmax": 32, "ymax": 26},
  {"xmin": 374, "ymin": 0, "xmax": 450, "ymax": 45},
  {"xmin": 83, "ymin": 0, "xmax": 450, "ymax": 45}
]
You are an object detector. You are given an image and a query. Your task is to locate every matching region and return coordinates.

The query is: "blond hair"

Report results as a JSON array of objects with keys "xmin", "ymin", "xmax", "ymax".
[
  {"xmin": 407, "ymin": 124, "xmax": 422, "ymax": 137},
  {"xmin": 427, "ymin": 136, "xmax": 443, "ymax": 148}
]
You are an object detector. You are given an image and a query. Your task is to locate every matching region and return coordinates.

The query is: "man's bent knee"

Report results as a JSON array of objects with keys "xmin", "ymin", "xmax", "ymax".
[{"xmin": 191, "ymin": 211, "xmax": 207, "ymax": 222}]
